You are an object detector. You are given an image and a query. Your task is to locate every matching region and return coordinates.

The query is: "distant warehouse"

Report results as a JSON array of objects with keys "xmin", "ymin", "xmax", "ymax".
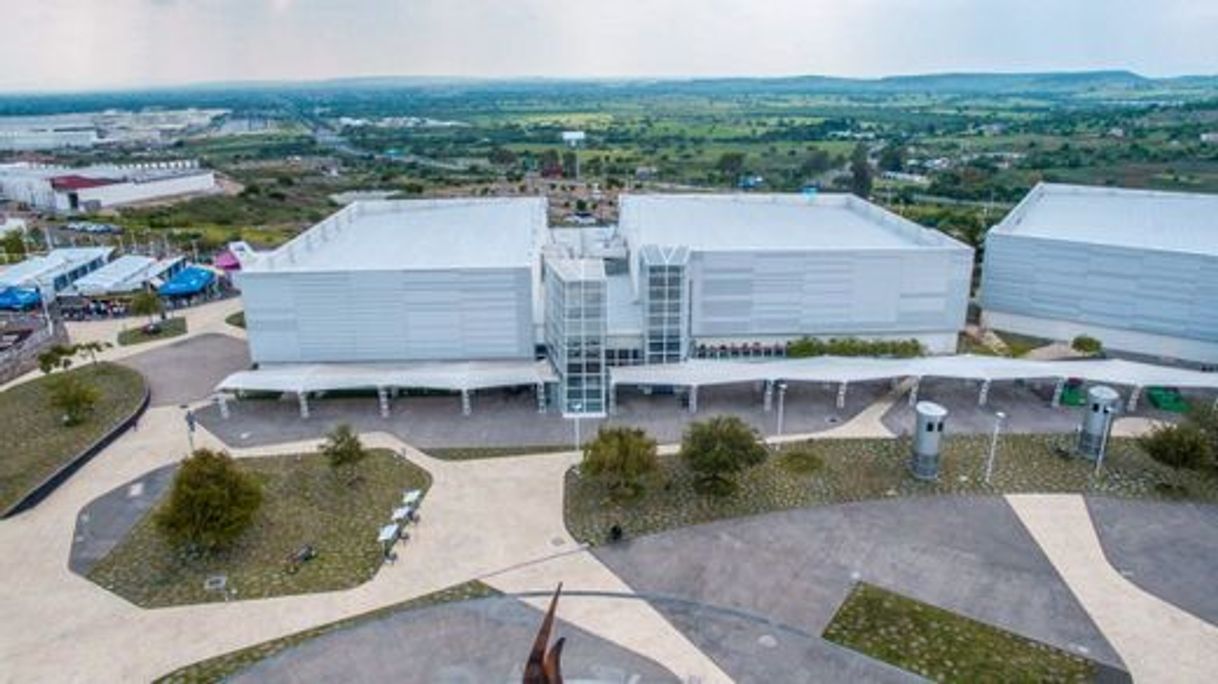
[
  {"xmin": 0, "ymin": 160, "xmax": 217, "ymax": 214},
  {"xmin": 980, "ymin": 183, "xmax": 1218, "ymax": 363},
  {"xmin": 237, "ymin": 194, "xmax": 972, "ymax": 415}
]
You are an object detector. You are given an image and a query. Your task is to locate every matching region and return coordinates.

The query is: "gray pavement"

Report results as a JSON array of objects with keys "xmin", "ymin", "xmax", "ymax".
[
  {"xmin": 880, "ymin": 377, "xmax": 1188, "ymax": 435},
  {"xmin": 1086, "ymin": 497, "xmax": 1218, "ymax": 626},
  {"xmin": 117, "ymin": 333, "xmax": 250, "ymax": 407},
  {"xmin": 197, "ymin": 381, "xmax": 889, "ymax": 450},
  {"xmin": 69, "ymin": 464, "xmax": 177, "ymax": 575},
  {"xmin": 229, "ymin": 595, "xmax": 680, "ymax": 684},
  {"xmin": 592, "ymin": 496, "xmax": 1126, "ymax": 682}
]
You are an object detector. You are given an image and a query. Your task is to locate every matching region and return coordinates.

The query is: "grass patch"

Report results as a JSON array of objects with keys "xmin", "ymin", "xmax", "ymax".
[
  {"xmin": 425, "ymin": 444, "xmax": 573, "ymax": 461},
  {"xmin": 154, "ymin": 580, "xmax": 498, "ymax": 683},
  {"xmin": 823, "ymin": 583, "xmax": 1095, "ymax": 682},
  {"xmin": 994, "ymin": 331, "xmax": 1049, "ymax": 358},
  {"xmin": 0, "ymin": 363, "xmax": 145, "ymax": 513},
  {"xmin": 117, "ymin": 317, "xmax": 188, "ymax": 346},
  {"xmin": 225, "ymin": 311, "xmax": 246, "ymax": 329},
  {"xmin": 564, "ymin": 434, "xmax": 1218, "ymax": 544},
  {"xmin": 88, "ymin": 449, "xmax": 430, "ymax": 607}
]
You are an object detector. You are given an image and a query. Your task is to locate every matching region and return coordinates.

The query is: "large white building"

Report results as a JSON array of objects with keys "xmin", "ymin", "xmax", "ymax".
[
  {"xmin": 981, "ymin": 183, "xmax": 1218, "ymax": 363},
  {"xmin": 237, "ymin": 194, "xmax": 973, "ymax": 415},
  {"xmin": 0, "ymin": 247, "xmax": 113, "ymax": 297},
  {"xmin": 0, "ymin": 161, "xmax": 217, "ymax": 214}
]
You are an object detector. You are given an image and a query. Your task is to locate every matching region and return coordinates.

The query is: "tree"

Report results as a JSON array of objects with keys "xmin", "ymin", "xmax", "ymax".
[
  {"xmin": 849, "ymin": 143, "xmax": 873, "ymax": 198},
  {"xmin": 1, "ymin": 232, "xmax": 25, "ymax": 260},
  {"xmin": 582, "ymin": 426, "xmax": 659, "ymax": 497},
  {"xmin": 322, "ymin": 423, "xmax": 367, "ymax": 479},
  {"xmin": 38, "ymin": 344, "xmax": 77, "ymax": 374},
  {"xmin": 155, "ymin": 449, "xmax": 263, "ymax": 553},
  {"xmin": 48, "ymin": 373, "xmax": 100, "ymax": 426},
  {"xmin": 75, "ymin": 341, "xmax": 111, "ymax": 365},
  {"xmin": 716, "ymin": 152, "xmax": 746, "ymax": 183},
  {"xmin": 878, "ymin": 144, "xmax": 906, "ymax": 173},
  {"xmin": 1071, "ymin": 335, "xmax": 1102, "ymax": 355},
  {"xmin": 680, "ymin": 416, "xmax": 768, "ymax": 494},
  {"xmin": 131, "ymin": 290, "xmax": 163, "ymax": 325},
  {"xmin": 1138, "ymin": 422, "xmax": 1212, "ymax": 471}
]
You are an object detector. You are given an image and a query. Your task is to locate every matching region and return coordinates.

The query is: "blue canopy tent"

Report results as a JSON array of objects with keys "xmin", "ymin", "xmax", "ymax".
[
  {"xmin": 158, "ymin": 266, "xmax": 215, "ymax": 298},
  {"xmin": 0, "ymin": 287, "xmax": 42, "ymax": 311}
]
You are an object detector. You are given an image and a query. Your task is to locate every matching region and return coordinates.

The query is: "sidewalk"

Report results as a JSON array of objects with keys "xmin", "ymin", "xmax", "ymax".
[{"xmin": 1008, "ymin": 494, "xmax": 1218, "ymax": 683}]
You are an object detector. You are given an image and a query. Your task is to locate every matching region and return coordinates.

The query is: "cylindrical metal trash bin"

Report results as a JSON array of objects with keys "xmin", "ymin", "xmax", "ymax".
[
  {"xmin": 910, "ymin": 401, "xmax": 948, "ymax": 481},
  {"xmin": 1078, "ymin": 385, "xmax": 1120, "ymax": 461}
]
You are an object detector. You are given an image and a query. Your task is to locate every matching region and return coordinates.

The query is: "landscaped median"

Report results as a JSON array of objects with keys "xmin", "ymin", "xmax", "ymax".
[
  {"xmin": 564, "ymin": 433, "xmax": 1218, "ymax": 544},
  {"xmin": 87, "ymin": 449, "xmax": 430, "ymax": 607},
  {"xmin": 0, "ymin": 362, "xmax": 146, "ymax": 516},
  {"xmin": 117, "ymin": 317, "xmax": 188, "ymax": 346},
  {"xmin": 824, "ymin": 582, "xmax": 1096, "ymax": 683}
]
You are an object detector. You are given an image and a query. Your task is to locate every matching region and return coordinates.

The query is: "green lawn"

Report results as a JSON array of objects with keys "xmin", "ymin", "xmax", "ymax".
[
  {"xmin": 155, "ymin": 580, "xmax": 497, "ymax": 684},
  {"xmin": 0, "ymin": 363, "xmax": 146, "ymax": 514},
  {"xmin": 225, "ymin": 311, "xmax": 246, "ymax": 329},
  {"xmin": 564, "ymin": 433, "xmax": 1218, "ymax": 544},
  {"xmin": 117, "ymin": 317, "xmax": 188, "ymax": 346},
  {"xmin": 824, "ymin": 583, "xmax": 1095, "ymax": 683},
  {"xmin": 88, "ymin": 449, "xmax": 431, "ymax": 607}
]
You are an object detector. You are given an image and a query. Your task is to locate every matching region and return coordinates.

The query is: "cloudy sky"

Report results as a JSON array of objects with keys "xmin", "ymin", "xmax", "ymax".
[{"xmin": 3, "ymin": 0, "xmax": 1216, "ymax": 92}]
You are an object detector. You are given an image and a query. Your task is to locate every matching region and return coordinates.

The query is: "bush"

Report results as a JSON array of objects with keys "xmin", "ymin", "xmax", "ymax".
[
  {"xmin": 788, "ymin": 337, "xmax": 923, "ymax": 359},
  {"xmin": 47, "ymin": 373, "xmax": 100, "ymax": 426},
  {"xmin": 1138, "ymin": 423, "xmax": 1212, "ymax": 470},
  {"xmin": 1071, "ymin": 335, "xmax": 1102, "ymax": 354},
  {"xmin": 778, "ymin": 445, "xmax": 825, "ymax": 474},
  {"xmin": 680, "ymin": 415, "xmax": 768, "ymax": 494},
  {"xmin": 322, "ymin": 424, "xmax": 367, "ymax": 478},
  {"xmin": 156, "ymin": 449, "xmax": 263, "ymax": 553},
  {"xmin": 582, "ymin": 426, "xmax": 659, "ymax": 497}
]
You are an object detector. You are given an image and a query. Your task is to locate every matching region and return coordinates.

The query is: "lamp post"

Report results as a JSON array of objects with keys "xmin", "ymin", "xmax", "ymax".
[
  {"xmin": 571, "ymin": 401, "xmax": 583, "ymax": 454},
  {"xmin": 1094, "ymin": 405, "xmax": 1115, "ymax": 476},
  {"xmin": 984, "ymin": 411, "xmax": 1006, "ymax": 484},
  {"xmin": 36, "ymin": 285, "xmax": 53, "ymax": 335},
  {"xmin": 776, "ymin": 382, "xmax": 788, "ymax": 437},
  {"xmin": 181, "ymin": 403, "xmax": 196, "ymax": 452}
]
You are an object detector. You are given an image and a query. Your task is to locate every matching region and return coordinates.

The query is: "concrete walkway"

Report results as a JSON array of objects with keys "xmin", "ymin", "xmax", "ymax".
[{"xmin": 1008, "ymin": 494, "xmax": 1218, "ymax": 683}]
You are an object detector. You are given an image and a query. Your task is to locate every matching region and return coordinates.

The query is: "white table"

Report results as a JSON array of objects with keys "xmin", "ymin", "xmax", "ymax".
[
  {"xmin": 392, "ymin": 506, "xmax": 413, "ymax": 522},
  {"xmin": 377, "ymin": 523, "xmax": 400, "ymax": 544},
  {"xmin": 402, "ymin": 489, "xmax": 422, "ymax": 506}
]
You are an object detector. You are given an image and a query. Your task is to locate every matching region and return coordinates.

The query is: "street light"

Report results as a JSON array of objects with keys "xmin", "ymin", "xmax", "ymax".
[
  {"xmin": 776, "ymin": 382, "xmax": 788, "ymax": 437},
  {"xmin": 1094, "ymin": 405, "xmax": 1115, "ymax": 476},
  {"xmin": 984, "ymin": 411, "xmax": 1006, "ymax": 484},
  {"xmin": 181, "ymin": 403, "xmax": 197, "ymax": 452},
  {"xmin": 571, "ymin": 401, "xmax": 583, "ymax": 454}
]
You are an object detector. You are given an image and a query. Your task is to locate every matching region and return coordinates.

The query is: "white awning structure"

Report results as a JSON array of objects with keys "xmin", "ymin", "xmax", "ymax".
[
  {"xmin": 217, "ymin": 359, "xmax": 557, "ymax": 394},
  {"xmin": 609, "ymin": 355, "xmax": 1218, "ymax": 390}
]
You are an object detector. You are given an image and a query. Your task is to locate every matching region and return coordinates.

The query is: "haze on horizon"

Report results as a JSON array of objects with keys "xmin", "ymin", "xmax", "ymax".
[{"xmin": 3, "ymin": 0, "xmax": 1216, "ymax": 93}]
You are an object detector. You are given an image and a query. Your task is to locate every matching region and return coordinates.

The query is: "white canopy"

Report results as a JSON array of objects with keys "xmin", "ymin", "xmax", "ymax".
[
  {"xmin": 217, "ymin": 359, "xmax": 557, "ymax": 394},
  {"xmin": 609, "ymin": 355, "xmax": 1218, "ymax": 391}
]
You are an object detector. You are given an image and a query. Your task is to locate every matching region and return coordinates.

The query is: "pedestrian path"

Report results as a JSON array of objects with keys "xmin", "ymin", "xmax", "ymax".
[{"xmin": 1008, "ymin": 494, "xmax": 1218, "ymax": 683}]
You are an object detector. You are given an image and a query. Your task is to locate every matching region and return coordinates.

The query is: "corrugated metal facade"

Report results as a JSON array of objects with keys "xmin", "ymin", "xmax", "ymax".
[
  {"xmin": 689, "ymin": 248, "xmax": 972, "ymax": 338},
  {"xmin": 239, "ymin": 268, "xmax": 534, "ymax": 364},
  {"xmin": 980, "ymin": 234, "xmax": 1218, "ymax": 343}
]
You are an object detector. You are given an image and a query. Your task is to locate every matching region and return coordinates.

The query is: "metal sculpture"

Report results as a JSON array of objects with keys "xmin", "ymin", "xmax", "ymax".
[{"xmin": 523, "ymin": 583, "xmax": 565, "ymax": 684}]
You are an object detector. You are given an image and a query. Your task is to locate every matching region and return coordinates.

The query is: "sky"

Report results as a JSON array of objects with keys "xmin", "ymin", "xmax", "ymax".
[{"xmin": 2, "ymin": 0, "xmax": 1216, "ymax": 92}]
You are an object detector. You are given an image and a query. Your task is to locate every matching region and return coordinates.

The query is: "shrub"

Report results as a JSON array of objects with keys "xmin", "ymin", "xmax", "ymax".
[
  {"xmin": 130, "ymin": 290, "xmax": 163, "ymax": 324},
  {"xmin": 47, "ymin": 372, "xmax": 100, "ymax": 426},
  {"xmin": 778, "ymin": 445, "xmax": 825, "ymax": 474},
  {"xmin": 322, "ymin": 423, "xmax": 367, "ymax": 474},
  {"xmin": 156, "ymin": 449, "xmax": 263, "ymax": 553},
  {"xmin": 680, "ymin": 415, "xmax": 768, "ymax": 494},
  {"xmin": 1138, "ymin": 423, "xmax": 1212, "ymax": 471},
  {"xmin": 1071, "ymin": 335, "xmax": 1102, "ymax": 355},
  {"xmin": 787, "ymin": 337, "xmax": 923, "ymax": 359},
  {"xmin": 582, "ymin": 426, "xmax": 659, "ymax": 497}
]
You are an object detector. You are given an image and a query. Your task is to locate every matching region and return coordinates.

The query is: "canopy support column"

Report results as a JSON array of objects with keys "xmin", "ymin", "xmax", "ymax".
[
  {"xmin": 536, "ymin": 382, "xmax": 547, "ymax": 414},
  {"xmin": 377, "ymin": 386, "xmax": 390, "ymax": 419},
  {"xmin": 836, "ymin": 381, "xmax": 848, "ymax": 410},
  {"xmin": 978, "ymin": 379, "xmax": 991, "ymax": 407},
  {"xmin": 217, "ymin": 393, "xmax": 230, "ymax": 420},
  {"xmin": 607, "ymin": 384, "xmax": 616, "ymax": 415},
  {"xmin": 298, "ymin": 392, "xmax": 309, "ymax": 420},
  {"xmin": 1127, "ymin": 386, "xmax": 1141, "ymax": 412},
  {"xmin": 688, "ymin": 385, "xmax": 698, "ymax": 414},
  {"xmin": 461, "ymin": 389, "xmax": 472, "ymax": 416},
  {"xmin": 908, "ymin": 377, "xmax": 921, "ymax": 407},
  {"xmin": 1051, "ymin": 378, "xmax": 1065, "ymax": 408},
  {"xmin": 763, "ymin": 380, "xmax": 774, "ymax": 412}
]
